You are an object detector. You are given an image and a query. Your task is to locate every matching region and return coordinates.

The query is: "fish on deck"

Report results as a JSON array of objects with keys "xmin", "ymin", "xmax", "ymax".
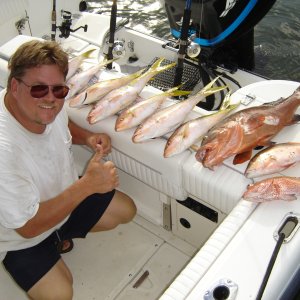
[
  {"xmin": 196, "ymin": 86, "xmax": 300, "ymax": 170},
  {"xmin": 68, "ymin": 69, "xmax": 144, "ymax": 108},
  {"xmin": 132, "ymin": 77, "xmax": 226, "ymax": 143},
  {"xmin": 164, "ymin": 91, "xmax": 239, "ymax": 158},
  {"xmin": 245, "ymin": 142, "xmax": 300, "ymax": 178},
  {"xmin": 115, "ymin": 86, "xmax": 190, "ymax": 132},
  {"xmin": 67, "ymin": 59, "xmax": 115, "ymax": 98},
  {"xmin": 243, "ymin": 176, "xmax": 300, "ymax": 202},
  {"xmin": 67, "ymin": 48, "xmax": 97, "ymax": 81},
  {"xmin": 87, "ymin": 58, "xmax": 176, "ymax": 124}
]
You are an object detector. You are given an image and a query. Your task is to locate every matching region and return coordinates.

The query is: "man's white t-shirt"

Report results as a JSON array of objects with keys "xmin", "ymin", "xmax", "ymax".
[{"xmin": 0, "ymin": 90, "xmax": 78, "ymax": 260}]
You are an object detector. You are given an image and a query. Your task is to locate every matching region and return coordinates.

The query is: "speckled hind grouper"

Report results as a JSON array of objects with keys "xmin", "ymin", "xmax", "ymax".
[{"xmin": 196, "ymin": 86, "xmax": 300, "ymax": 170}]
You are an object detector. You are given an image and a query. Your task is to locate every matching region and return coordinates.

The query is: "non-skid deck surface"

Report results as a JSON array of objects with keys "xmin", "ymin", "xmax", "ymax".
[{"xmin": 0, "ymin": 216, "xmax": 194, "ymax": 300}]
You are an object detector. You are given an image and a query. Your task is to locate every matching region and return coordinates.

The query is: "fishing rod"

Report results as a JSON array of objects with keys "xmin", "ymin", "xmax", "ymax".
[
  {"xmin": 107, "ymin": 0, "xmax": 117, "ymax": 69},
  {"xmin": 173, "ymin": 0, "xmax": 192, "ymax": 87},
  {"xmin": 51, "ymin": 0, "xmax": 56, "ymax": 41}
]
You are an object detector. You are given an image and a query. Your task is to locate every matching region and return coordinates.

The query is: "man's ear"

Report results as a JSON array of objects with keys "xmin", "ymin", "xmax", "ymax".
[{"xmin": 10, "ymin": 77, "xmax": 19, "ymax": 96}]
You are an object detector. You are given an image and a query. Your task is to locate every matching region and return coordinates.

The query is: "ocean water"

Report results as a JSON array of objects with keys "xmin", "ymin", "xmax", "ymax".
[{"xmin": 86, "ymin": 0, "xmax": 300, "ymax": 82}]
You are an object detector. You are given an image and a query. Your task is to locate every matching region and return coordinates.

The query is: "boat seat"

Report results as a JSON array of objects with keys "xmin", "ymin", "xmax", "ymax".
[{"xmin": 0, "ymin": 35, "xmax": 43, "ymax": 61}]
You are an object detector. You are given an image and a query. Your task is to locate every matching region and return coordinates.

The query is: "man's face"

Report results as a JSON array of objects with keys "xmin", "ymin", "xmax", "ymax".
[{"xmin": 10, "ymin": 64, "xmax": 67, "ymax": 133}]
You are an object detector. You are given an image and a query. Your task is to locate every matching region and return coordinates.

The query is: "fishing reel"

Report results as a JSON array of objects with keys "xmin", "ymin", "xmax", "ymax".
[
  {"xmin": 112, "ymin": 40, "xmax": 126, "ymax": 58},
  {"xmin": 186, "ymin": 37, "xmax": 201, "ymax": 58},
  {"xmin": 163, "ymin": 35, "xmax": 201, "ymax": 59},
  {"xmin": 103, "ymin": 39, "xmax": 126, "ymax": 59},
  {"xmin": 57, "ymin": 10, "xmax": 88, "ymax": 39}
]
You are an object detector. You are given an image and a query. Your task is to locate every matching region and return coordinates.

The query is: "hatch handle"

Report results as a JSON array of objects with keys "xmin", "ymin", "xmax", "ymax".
[
  {"xmin": 256, "ymin": 212, "xmax": 300, "ymax": 300},
  {"xmin": 273, "ymin": 212, "xmax": 300, "ymax": 243},
  {"xmin": 132, "ymin": 270, "xmax": 149, "ymax": 289}
]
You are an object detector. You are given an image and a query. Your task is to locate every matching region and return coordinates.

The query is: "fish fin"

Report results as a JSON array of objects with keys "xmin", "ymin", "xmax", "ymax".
[
  {"xmin": 233, "ymin": 150, "xmax": 253, "ymax": 165},
  {"xmin": 248, "ymin": 115, "xmax": 266, "ymax": 128},
  {"xmin": 150, "ymin": 57, "xmax": 165, "ymax": 70},
  {"xmin": 101, "ymin": 57, "xmax": 119, "ymax": 64},
  {"xmin": 171, "ymin": 90, "xmax": 191, "ymax": 97},
  {"xmin": 190, "ymin": 144, "xmax": 200, "ymax": 151},
  {"xmin": 82, "ymin": 48, "xmax": 97, "ymax": 59},
  {"xmin": 256, "ymin": 137, "xmax": 275, "ymax": 147},
  {"xmin": 148, "ymin": 58, "xmax": 176, "ymax": 73},
  {"xmin": 287, "ymin": 114, "xmax": 300, "ymax": 125},
  {"xmin": 156, "ymin": 85, "xmax": 191, "ymax": 97},
  {"xmin": 196, "ymin": 76, "xmax": 228, "ymax": 98},
  {"xmin": 219, "ymin": 91, "xmax": 232, "ymax": 110},
  {"xmin": 282, "ymin": 194, "xmax": 298, "ymax": 201},
  {"xmin": 245, "ymin": 114, "xmax": 279, "ymax": 133}
]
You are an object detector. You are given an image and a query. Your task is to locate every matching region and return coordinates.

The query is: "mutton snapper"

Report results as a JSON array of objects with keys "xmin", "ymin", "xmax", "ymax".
[
  {"xmin": 68, "ymin": 69, "xmax": 144, "ymax": 108},
  {"xmin": 245, "ymin": 142, "xmax": 300, "ymax": 178},
  {"xmin": 67, "ymin": 49, "xmax": 96, "ymax": 81},
  {"xmin": 164, "ymin": 91, "xmax": 239, "ymax": 158},
  {"xmin": 87, "ymin": 58, "xmax": 176, "ymax": 124},
  {"xmin": 243, "ymin": 176, "xmax": 300, "ymax": 202},
  {"xmin": 132, "ymin": 77, "xmax": 227, "ymax": 143},
  {"xmin": 115, "ymin": 86, "xmax": 190, "ymax": 132},
  {"xmin": 67, "ymin": 59, "xmax": 115, "ymax": 98},
  {"xmin": 196, "ymin": 86, "xmax": 300, "ymax": 170}
]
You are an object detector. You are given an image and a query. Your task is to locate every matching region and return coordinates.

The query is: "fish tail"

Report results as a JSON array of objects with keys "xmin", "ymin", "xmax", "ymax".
[
  {"xmin": 219, "ymin": 91, "xmax": 232, "ymax": 110},
  {"xmin": 148, "ymin": 57, "xmax": 165, "ymax": 71},
  {"xmin": 81, "ymin": 48, "xmax": 97, "ymax": 59},
  {"xmin": 161, "ymin": 85, "xmax": 191, "ymax": 97},
  {"xmin": 148, "ymin": 58, "xmax": 176, "ymax": 74},
  {"xmin": 222, "ymin": 103, "xmax": 240, "ymax": 114},
  {"xmin": 170, "ymin": 90, "xmax": 191, "ymax": 97},
  {"xmin": 199, "ymin": 76, "xmax": 227, "ymax": 97},
  {"xmin": 99, "ymin": 57, "xmax": 118, "ymax": 67},
  {"xmin": 132, "ymin": 68, "xmax": 147, "ymax": 77}
]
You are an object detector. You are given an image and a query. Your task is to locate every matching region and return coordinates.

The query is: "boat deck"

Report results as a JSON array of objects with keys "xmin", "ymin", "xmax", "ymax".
[{"xmin": 0, "ymin": 215, "xmax": 196, "ymax": 299}]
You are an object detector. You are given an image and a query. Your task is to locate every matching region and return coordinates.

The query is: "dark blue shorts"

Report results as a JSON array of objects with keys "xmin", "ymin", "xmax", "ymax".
[{"xmin": 2, "ymin": 190, "xmax": 115, "ymax": 292}]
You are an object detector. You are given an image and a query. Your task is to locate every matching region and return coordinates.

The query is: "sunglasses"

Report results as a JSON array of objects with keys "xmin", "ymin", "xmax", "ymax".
[{"xmin": 17, "ymin": 78, "xmax": 70, "ymax": 99}]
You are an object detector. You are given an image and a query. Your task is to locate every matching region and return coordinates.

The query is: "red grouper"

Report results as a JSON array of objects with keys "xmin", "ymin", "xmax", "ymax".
[{"xmin": 195, "ymin": 86, "xmax": 300, "ymax": 170}]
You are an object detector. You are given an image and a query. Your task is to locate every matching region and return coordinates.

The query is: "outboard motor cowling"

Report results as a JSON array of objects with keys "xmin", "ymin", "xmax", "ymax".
[{"xmin": 165, "ymin": 0, "xmax": 276, "ymax": 70}]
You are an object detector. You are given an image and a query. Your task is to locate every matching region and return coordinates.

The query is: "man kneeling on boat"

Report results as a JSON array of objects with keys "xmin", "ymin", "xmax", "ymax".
[{"xmin": 0, "ymin": 40, "xmax": 136, "ymax": 300}]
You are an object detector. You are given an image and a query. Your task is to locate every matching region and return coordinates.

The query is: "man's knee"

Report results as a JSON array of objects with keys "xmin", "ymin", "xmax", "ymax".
[
  {"xmin": 27, "ymin": 260, "xmax": 73, "ymax": 300},
  {"xmin": 123, "ymin": 195, "xmax": 137, "ymax": 223},
  {"xmin": 28, "ymin": 282, "xmax": 73, "ymax": 300},
  {"xmin": 91, "ymin": 191, "xmax": 137, "ymax": 232},
  {"xmin": 117, "ymin": 192, "xmax": 136, "ymax": 224}
]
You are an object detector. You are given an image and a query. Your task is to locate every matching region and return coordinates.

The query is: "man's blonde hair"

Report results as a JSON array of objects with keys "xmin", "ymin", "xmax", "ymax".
[{"xmin": 7, "ymin": 40, "xmax": 69, "ymax": 90}]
